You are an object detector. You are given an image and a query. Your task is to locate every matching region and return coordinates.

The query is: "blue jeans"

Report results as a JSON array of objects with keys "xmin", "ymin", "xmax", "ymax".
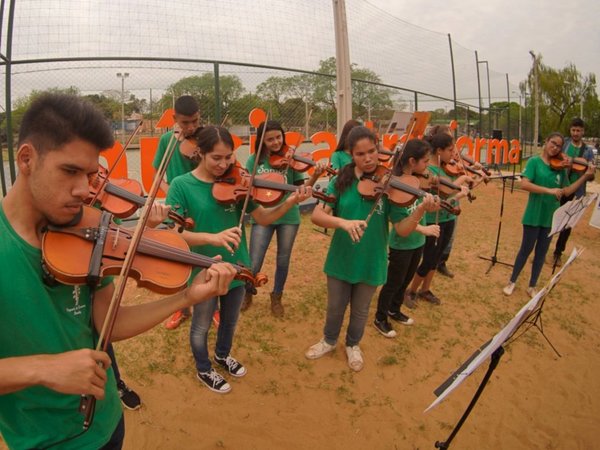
[
  {"xmin": 189, "ymin": 285, "xmax": 244, "ymax": 373},
  {"xmin": 248, "ymin": 223, "xmax": 299, "ymax": 294},
  {"xmin": 323, "ymin": 276, "xmax": 377, "ymax": 347},
  {"xmin": 100, "ymin": 414, "xmax": 124, "ymax": 450},
  {"xmin": 510, "ymin": 225, "xmax": 552, "ymax": 287}
]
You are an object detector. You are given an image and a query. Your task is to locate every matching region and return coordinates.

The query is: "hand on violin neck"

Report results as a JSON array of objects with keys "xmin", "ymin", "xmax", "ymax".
[
  {"xmin": 421, "ymin": 193, "xmax": 440, "ymax": 213},
  {"xmin": 147, "ymin": 203, "xmax": 172, "ymax": 229},
  {"xmin": 288, "ymin": 185, "xmax": 312, "ymax": 205},
  {"xmin": 343, "ymin": 219, "xmax": 367, "ymax": 243},
  {"xmin": 187, "ymin": 261, "xmax": 237, "ymax": 302}
]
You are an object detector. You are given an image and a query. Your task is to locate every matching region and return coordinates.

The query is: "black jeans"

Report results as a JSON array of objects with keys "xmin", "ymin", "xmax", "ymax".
[
  {"xmin": 554, "ymin": 193, "xmax": 575, "ymax": 256},
  {"xmin": 375, "ymin": 247, "xmax": 423, "ymax": 321},
  {"xmin": 416, "ymin": 220, "xmax": 455, "ymax": 277}
]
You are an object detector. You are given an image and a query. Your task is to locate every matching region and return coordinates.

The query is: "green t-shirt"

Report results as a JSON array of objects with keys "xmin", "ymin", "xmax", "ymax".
[
  {"xmin": 388, "ymin": 199, "xmax": 427, "ymax": 250},
  {"xmin": 0, "ymin": 204, "xmax": 121, "ymax": 450},
  {"xmin": 166, "ymin": 173, "xmax": 257, "ymax": 289},
  {"xmin": 153, "ymin": 130, "xmax": 197, "ymax": 184},
  {"xmin": 424, "ymin": 165, "xmax": 458, "ymax": 224},
  {"xmin": 330, "ymin": 151, "xmax": 352, "ymax": 171},
  {"xmin": 521, "ymin": 155, "xmax": 568, "ymax": 228},
  {"xmin": 323, "ymin": 176, "xmax": 403, "ymax": 286},
  {"xmin": 245, "ymin": 154, "xmax": 306, "ymax": 225}
]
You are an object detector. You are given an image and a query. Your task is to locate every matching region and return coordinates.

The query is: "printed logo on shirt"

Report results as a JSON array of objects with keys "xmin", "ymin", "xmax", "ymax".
[
  {"xmin": 375, "ymin": 198, "xmax": 385, "ymax": 216},
  {"xmin": 66, "ymin": 285, "xmax": 86, "ymax": 316},
  {"xmin": 256, "ymin": 166, "xmax": 288, "ymax": 182},
  {"xmin": 407, "ymin": 202, "xmax": 419, "ymax": 215},
  {"xmin": 555, "ymin": 173, "xmax": 562, "ymax": 185},
  {"xmin": 223, "ymin": 203, "xmax": 237, "ymax": 214}
]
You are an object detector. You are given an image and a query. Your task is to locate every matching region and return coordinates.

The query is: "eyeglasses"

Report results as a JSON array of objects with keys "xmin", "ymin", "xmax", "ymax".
[{"xmin": 548, "ymin": 140, "xmax": 563, "ymax": 148}]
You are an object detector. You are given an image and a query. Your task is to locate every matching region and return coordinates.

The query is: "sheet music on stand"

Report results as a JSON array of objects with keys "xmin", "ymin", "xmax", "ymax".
[
  {"xmin": 425, "ymin": 247, "xmax": 583, "ymax": 413},
  {"xmin": 548, "ymin": 193, "xmax": 598, "ymax": 237}
]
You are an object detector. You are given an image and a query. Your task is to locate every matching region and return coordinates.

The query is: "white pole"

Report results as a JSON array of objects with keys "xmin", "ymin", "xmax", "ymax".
[{"xmin": 332, "ymin": 0, "xmax": 352, "ymax": 135}]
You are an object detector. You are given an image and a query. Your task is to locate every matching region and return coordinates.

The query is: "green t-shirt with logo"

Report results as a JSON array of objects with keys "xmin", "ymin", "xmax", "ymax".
[
  {"xmin": 0, "ymin": 204, "xmax": 121, "ymax": 450},
  {"xmin": 521, "ymin": 155, "xmax": 568, "ymax": 228},
  {"xmin": 323, "ymin": 176, "xmax": 403, "ymax": 286},
  {"xmin": 330, "ymin": 151, "xmax": 352, "ymax": 171},
  {"xmin": 388, "ymin": 198, "xmax": 427, "ymax": 250},
  {"xmin": 245, "ymin": 154, "xmax": 306, "ymax": 225},
  {"xmin": 166, "ymin": 173, "xmax": 257, "ymax": 289},
  {"xmin": 424, "ymin": 164, "xmax": 458, "ymax": 224},
  {"xmin": 153, "ymin": 130, "xmax": 197, "ymax": 184}
]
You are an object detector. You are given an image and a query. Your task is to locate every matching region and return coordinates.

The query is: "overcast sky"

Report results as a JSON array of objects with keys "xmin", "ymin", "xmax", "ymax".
[{"xmin": 367, "ymin": 0, "xmax": 600, "ymax": 94}]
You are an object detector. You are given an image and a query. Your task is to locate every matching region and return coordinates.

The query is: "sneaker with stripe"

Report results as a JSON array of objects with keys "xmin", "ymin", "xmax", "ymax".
[
  {"xmin": 196, "ymin": 368, "xmax": 231, "ymax": 394},
  {"xmin": 214, "ymin": 354, "xmax": 247, "ymax": 377}
]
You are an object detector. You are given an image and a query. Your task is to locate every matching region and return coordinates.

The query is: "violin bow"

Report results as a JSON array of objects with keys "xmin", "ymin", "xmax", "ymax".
[
  {"xmin": 80, "ymin": 124, "xmax": 183, "ymax": 429},
  {"xmin": 237, "ymin": 113, "xmax": 269, "ymax": 229},
  {"xmin": 363, "ymin": 116, "xmax": 419, "ymax": 225},
  {"xmin": 88, "ymin": 121, "xmax": 143, "ymax": 206}
]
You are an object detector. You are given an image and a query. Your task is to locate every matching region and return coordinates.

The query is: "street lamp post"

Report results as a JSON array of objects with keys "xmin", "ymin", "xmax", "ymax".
[{"xmin": 116, "ymin": 72, "xmax": 129, "ymax": 140}]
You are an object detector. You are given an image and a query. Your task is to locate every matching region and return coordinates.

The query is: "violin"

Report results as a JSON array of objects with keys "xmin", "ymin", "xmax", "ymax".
[
  {"xmin": 460, "ymin": 153, "xmax": 491, "ymax": 176},
  {"xmin": 357, "ymin": 166, "xmax": 460, "ymax": 215},
  {"xmin": 176, "ymin": 125, "xmax": 202, "ymax": 162},
  {"xmin": 87, "ymin": 166, "xmax": 194, "ymax": 232},
  {"xmin": 549, "ymin": 153, "xmax": 593, "ymax": 174},
  {"xmin": 269, "ymin": 145, "xmax": 337, "ymax": 176},
  {"xmin": 41, "ymin": 206, "xmax": 267, "ymax": 294},
  {"xmin": 415, "ymin": 170, "xmax": 463, "ymax": 199},
  {"xmin": 213, "ymin": 164, "xmax": 335, "ymax": 207}
]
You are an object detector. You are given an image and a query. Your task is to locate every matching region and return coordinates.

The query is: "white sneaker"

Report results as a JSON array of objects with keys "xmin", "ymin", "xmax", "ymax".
[
  {"xmin": 305, "ymin": 339, "xmax": 335, "ymax": 360},
  {"xmin": 345, "ymin": 345, "xmax": 364, "ymax": 372},
  {"xmin": 526, "ymin": 287, "xmax": 538, "ymax": 298},
  {"xmin": 503, "ymin": 282, "xmax": 516, "ymax": 296}
]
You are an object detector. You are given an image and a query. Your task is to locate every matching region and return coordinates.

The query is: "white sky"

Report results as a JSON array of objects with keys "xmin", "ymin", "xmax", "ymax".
[{"xmin": 368, "ymin": 0, "xmax": 600, "ymax": 94}]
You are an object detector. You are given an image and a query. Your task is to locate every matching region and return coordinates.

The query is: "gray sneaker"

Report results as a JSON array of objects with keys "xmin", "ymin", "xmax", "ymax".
[{"xmin": 404, "ymin": 291, "xmax": 418, "ymax": 309}]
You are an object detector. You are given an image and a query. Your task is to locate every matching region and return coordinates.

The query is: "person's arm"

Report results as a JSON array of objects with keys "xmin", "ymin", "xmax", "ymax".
[
  {"xmin": 0, "ymin": 350, "xmax": 111, "ymax": 399},
  {"xmin": 180, "ymin": 227, "xmax": 242, "ymax": 254},
  {"xmin": 562, "ymin": 164, "xmax": 596, "ymax": 197},
  {"xmin": 303, "ymin": 161, "xmax": 327, "ymax": 187},
  {"xmin": 93, "ymin": 262, "xmax": 236, "ymax": 342},
  {"xmin": 250, "ymin": 185, "xmax": 312, "ymax": 226},
  {"xmin": 392, "ymin": 195, "xmax": 439, "ymax": 237},
  {"xmin": 311, "ymin": 202, "xmax": 366, "ymax": 243}
]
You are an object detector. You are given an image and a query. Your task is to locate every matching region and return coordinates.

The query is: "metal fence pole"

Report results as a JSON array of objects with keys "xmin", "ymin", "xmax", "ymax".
[{"xmin": 214, "ymin": 62, "xmax": 221, "ymax": 125}]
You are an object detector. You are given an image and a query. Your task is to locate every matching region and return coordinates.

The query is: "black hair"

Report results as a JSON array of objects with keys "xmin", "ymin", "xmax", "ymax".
[
  {"xmin": 569, "ymin": 117, "xmax": 585, "ymax": 129},
  {"xmin": 194, "ymin": 126, "xmax": 234, "ymax": 157},
  {"xmin": 18, "ymin": 93, "xmax": 114, "ymax": 153},
  {"xmin": 174, "ymin": 95, "xmax": 199, "ymax": 116},
  {"xmin": 428, "ymin": 132, "xmax": 454, "ymax": 153},
  {"xmin": 334, "ymin": 119, "xmax": 361, "ymax": 152},
  {"xmin": 334, "ymin": 126, "xmax": 376, "ymax": 193},
  {"xmin": 395, "ymin": 139, "xmax": 431, "ymax": 175},
  {"xmin": 545, "ymin": 131, "xmax": 564, "ymax": 145},
  {"xmin": 255, "ymin": 120, "xmax": 287, "ymax": 163}
]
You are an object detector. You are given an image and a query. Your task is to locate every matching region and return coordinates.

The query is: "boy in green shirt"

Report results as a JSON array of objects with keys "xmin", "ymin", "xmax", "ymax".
[{"xmin": 0, "ymin": 94, "xmax": 236, "ymax": 449}]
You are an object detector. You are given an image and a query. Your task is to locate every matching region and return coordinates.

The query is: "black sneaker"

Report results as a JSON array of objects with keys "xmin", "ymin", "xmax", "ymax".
[
  {"xmin": 214, "ymin": 355, "xmax": 247, "ymax": 377},
  {"xmin": 117, "ymin": 380, "xmax": 141, "ymax": 410},
  {"xmin": 437, "ymin": 263, "xmax": 455, "ymax": 278},
  {"xmin": 196, "ymin": 369, "xmax": 231, "ymax": 394},
  {"xmin": 418, "ymin": 290, "xmax": 442, "ymax": 305},
  {"xmin": 373, "ymin": 318, "xmax": 397, "ymax": 338},
  {"xmin": 387, "ymin": 310, "xmax": 415, "ymax": 326}
]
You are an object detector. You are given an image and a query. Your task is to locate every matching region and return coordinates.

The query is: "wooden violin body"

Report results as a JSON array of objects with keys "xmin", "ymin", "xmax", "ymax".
[{"xmin": 42, "ymin": 206, "xmax": 265, "ymax": 294}]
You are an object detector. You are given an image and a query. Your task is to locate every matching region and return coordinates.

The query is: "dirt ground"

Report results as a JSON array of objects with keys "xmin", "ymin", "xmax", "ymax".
[
  {"xmin": 3, "ymin": 177, "xmax": 600, "ymax": 449},
  {"xmin": 112, "ymin": 177, "xmax": 600, "ymax": 449}
]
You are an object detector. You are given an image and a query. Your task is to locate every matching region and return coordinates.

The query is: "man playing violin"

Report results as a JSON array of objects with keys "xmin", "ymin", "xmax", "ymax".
[
  {"xmin": 153, "ymin": 95, "xmax": 201, "ymax": 330},
  {"xmin": 0, "ymin": 94, "xmax": 236, "ymax": 450},
  {"xmin": 550, "ymin": 117, "xmax": 596, "ymax": 267}
]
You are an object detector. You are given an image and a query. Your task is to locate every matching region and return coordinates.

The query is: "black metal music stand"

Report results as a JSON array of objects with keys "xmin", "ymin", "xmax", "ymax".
[{"xmin": 478, "ymin": 173, "xmax": 520, "ymax": 274}]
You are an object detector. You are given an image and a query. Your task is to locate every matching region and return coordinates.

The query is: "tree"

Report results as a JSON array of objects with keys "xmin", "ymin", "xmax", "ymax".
[
  {"xmin": 522, "ymin": 55, "xmax": 598, "ymax": 137},
  {"xmin": 160, "ymin": 73, "xmax": 244, "ymax": 124}
]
